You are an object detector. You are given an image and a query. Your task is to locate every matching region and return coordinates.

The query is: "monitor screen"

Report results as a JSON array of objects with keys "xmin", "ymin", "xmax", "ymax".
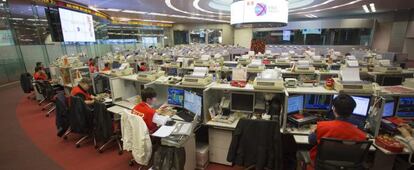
[
  {"xmin": 184, "ymin": 91, "xmax": 202, "ymax": 116},
  {"xmin": 231, "ymin": 92, "xmax": 255, "ymax": 112},
  {"xmin": 287, "ymin": 95, "xmax": 304, "ymax": 114},
  {"xmin": 304, "ymin": 94, "xmax": 332, "ymax": 110},
  {"xmin": 58, "ymin": 8, "xmax": 95, "ymax": 42},
  {"xmin": 168, "ymin": 68, "xmax": 178, "ymax": 76},
  {"xmin": 167, "ymin": 88, "xmax": 184, "ymax": 107},
  {"xmin": 382, "ymin": 101, "xmax": 395, "ymax": 118},
  {"xmin": 333, "ymin": 95, "xmax": 370, "ymax": 117},
  {"xmin": 396, "ymin": 97, "xmax": 414, "ymax": 117}
]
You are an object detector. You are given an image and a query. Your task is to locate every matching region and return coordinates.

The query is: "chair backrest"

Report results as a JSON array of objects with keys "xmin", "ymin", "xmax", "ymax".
[
  {"xmin": 68, "ymin": 96, "xmax": 92, "ymax": 133},
  {"xmin": 316, "ymin": 138, "xmax": 372, "ymax": 170}
]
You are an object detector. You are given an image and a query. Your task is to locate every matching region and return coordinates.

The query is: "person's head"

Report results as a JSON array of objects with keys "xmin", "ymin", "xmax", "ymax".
[
  {"xmin": 90, "ymin": 61, "xmax": 95, "ymax": 66},
  {"xmin": 332, "ymin": 94, "xmax": 356, "ymax": 118},
  {"xmin": 345, "ymin": 53, "xmax": 351, "ymax": 56},
  {"xmin": 104, "ymin": 62, "xmax": 110, "ymax": 68},
  {"xmin": 36, "ymin": 62, "xmax": 43, "ymax": 68},
  {"xmin": 141, "ymin": 87, "xmax": 157, "ymax": 105},
  {"xmin": 35, "ymin": 67, "xmax": 41, "ymax": 73},
  {"xmin": 140, "ymin": 62, "xmax": 146, "ymax": 66},
  {"xmin": 78, "ymin": 78, "xmax": 92, "ymax": 91}
]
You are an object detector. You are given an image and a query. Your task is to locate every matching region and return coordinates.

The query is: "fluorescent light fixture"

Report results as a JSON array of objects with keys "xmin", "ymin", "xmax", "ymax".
[
  {"xmin": 305, "ymin": 14, "xmax": 318, "ymax": 18},
  {"xmin": 362, "ymin": 4, "xmax": 370, "ymax": 13},
  {"xmin": 369, "ymin": 3, "xmax": 376, "ymax": 12},
  {"xmin": 89, "ymin": 6, "xmax": 98, "ymax": 11},
  {"xmin": 122, "ymin": 10, "xmax": 147, "ymax": 14},
  {"xmin": 193, "ymin": 0, "xmax": 229, "ymax": 16},
  {"xmin": 292, "ymin": 0, "xmax": 363, "ymax": 15},
  {"xmin": 105, "ymin": 8, "xmax": 121, "ymax": 12},
  {"xmin": 2, "ymin": 0, "xmax": 6, "ymax": 2}
]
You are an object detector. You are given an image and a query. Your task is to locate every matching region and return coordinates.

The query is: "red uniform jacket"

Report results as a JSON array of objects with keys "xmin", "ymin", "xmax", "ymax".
[
  {"xmin": 70, "ymin": 85, "xmax": 92, "ymax": 101},
  {"xmin": 310, "ymin": 120, "xmax": 366, "ymax": 161},
  {"xmin": 34, "ymin": 72, "xmax": 48, "ymax": 81},
  {"xmin": 132, "ymin": 102, "xmax": 157, "ymax": 133}
]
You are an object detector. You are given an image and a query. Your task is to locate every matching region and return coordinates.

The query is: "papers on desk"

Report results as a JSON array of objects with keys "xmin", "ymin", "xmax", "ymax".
[
  {"xmin": 249, "ymin": 59, "xmax": 263, "ymax": 67},
  {"xmin": 152, "ymin": 125, "xmax": 175, "ymax": 138},
  {"xmin": 153, "ymin": 114, "xmax": 170, "ymax": 126},
  {"xmin": 341, "ymin": 68, "xmax": 361, "ymax": 82}
]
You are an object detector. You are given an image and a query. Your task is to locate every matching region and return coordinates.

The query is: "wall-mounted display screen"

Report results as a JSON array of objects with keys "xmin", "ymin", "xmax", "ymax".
[
  {"xmin": 231, "ymin": 0, "xmax": 288, "ymax": 25},
  {"xmin": 59, "ymin": 8, "xmax": 95, "ymax": 42}
]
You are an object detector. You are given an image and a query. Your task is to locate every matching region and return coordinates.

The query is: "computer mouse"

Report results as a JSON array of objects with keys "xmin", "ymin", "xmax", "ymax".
[{"xmin": 165, "ymin": 120, "xmax": 176, "ymax": 126}]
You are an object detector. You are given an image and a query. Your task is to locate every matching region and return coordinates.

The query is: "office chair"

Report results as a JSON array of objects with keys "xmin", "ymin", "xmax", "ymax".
[
  {"xmin": 93, "ymin": 102, "xmax": 123, "ymax": 154},
  {"xmin": 297, "ymin": 138, "xmax": 372, "ymax": 170},
  {"xmin": 39, "ymin": 81, "xmax": 59, "ymax": 117},
  {"xmin": 34, "ymin": 81, "xmax": 46, "ymax": 105},
  {"xmin": 62, "ymin": 96, "xmax": 96, "ymax": 148},
  {"xmin": 19, "ymin": 73, "xmax": 35, "ymax": 100}
]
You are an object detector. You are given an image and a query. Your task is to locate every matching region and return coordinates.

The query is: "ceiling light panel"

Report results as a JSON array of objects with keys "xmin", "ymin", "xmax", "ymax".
[
  {"xmin": 362, "ymin": 4, "xmax": 370, "ymax": 13},
  {"xmin": 369, "ymin": 3, "xmax": 376, "ymax": 12}
]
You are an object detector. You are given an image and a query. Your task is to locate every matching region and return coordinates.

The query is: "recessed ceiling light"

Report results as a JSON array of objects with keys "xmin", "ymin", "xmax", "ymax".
[
  {"xmin": 362, "ymin": 4, "xmax": 370, "ymax": 13},
  {"xmin": 369, "ymin": 3, "xmax": 376, "ymax": 12}
]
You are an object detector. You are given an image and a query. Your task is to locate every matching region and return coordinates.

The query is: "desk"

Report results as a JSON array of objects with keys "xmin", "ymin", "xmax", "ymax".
[
  {"xmin": 286, "ymin": 86, "xmax": 336, "ymax": 95},
  {"xmin": 108, "ymin": 105, "xmax": 196, "ymax": 170}
]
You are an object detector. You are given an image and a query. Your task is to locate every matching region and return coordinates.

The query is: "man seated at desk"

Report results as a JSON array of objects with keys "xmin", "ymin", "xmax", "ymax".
[
  {"xmin": 102, "ymin": 62, "xmax": 111, "ymax": 71},
  {"xmin": 132, "ymin": 87, "xmax": 168, "ymax": 133},
  {"xmin": 34, "ymin": 67, "xmax": 48, "ymax": 81},
  {"xmin": 71, "ymin": 78, "xmax": 95, "ymax": 105},
  {"xmin": 308, "ymin": 94, "xmax": 367, "ymax": 162}
]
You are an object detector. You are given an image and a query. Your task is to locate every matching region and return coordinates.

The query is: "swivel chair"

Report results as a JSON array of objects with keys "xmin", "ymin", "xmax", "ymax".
[{"xmin": 297, "ymin": 138, "xmax": 372, "ymax": 170}]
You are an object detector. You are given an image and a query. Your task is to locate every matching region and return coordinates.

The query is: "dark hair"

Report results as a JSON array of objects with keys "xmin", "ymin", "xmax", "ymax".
[
  {"xmin": 140, "ymin": 62, "xmax": 146, "ymax": 66},
  {"xmin": 141, "ymin": 87, "xmax": 157, "ymax": 102},
  {"xmin": 35, "ymin": 67, "xmax": 41, "ymax": 72},
  {"xmin": 36, "ymin": 62, "xmax": 42, "ymax": 67},
  {"xmin": 345, "ymin": 53, "xmax": 351, "ymax": 56},
  {"xmin": 104, "ymin": 62, "xmax": 110, "ymax": 67},
  {"xmin": 332, "ymin": 94, "xmax": 356, "ymax": 118},
  {"xmin": 79, "ymin": 78, "xmax": 92, "ymax": 86}
]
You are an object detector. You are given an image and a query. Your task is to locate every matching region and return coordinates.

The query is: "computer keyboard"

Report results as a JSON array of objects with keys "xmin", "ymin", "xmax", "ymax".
[{"xmin": 176, "ymin": 110, "xmax": 194, "ymax": 122}]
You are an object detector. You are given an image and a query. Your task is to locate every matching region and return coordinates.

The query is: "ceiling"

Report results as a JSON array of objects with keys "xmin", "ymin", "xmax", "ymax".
[
  {"xmin": 68, "ymin": 0, "xmax": 414, "ymax": 23},
  {"xmin": 6, "ymin": 0, "xmax": 414, "ymax": 24}
]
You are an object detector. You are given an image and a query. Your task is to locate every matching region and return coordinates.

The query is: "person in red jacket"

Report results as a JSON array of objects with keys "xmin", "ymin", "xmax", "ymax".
[
  {"xmin": 132, "ymin": 87, "xmax": 167, "ymax": 133},
  {"xmin": 71, "ymin": 78, "xmax": 95, "ymax": 105},
  {"xmin": 34, "ymin": 67, "xmax": 48, "ymax": 81},
  {"xmin": 102, "ymin": 62, "xmax": 111, "ymax": 71},
  {"xmin": 308, "ymin": 93, "xmax": 367, "ymax": 162}
]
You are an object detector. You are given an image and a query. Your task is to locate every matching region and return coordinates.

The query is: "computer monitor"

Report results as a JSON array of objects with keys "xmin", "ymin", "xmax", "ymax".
[
  {"xmin": 230, "ymin": 92, "xmax": 255, "ymax": 113},
  {"xmin": 304, "ymin": 94, "xmax": 332, "ymax": 110},
  {"xmin": 93, "ymin": 74, "xmax": 110, "ymax": 94},
  {"xmin": 333, "ymin": 95, "xmax": 370, "ymax": 117},
  {"xmin": 184, "ymin": 90, "xmax": 202, "ymax": 117},
  {"xmin": 167, "ymin": 68, "xmax": 178, "ymax": 76},
  {"xmin": 287, "ymin": 95, "xmax": 304, "ymax": 114},
  {"xmin": 396, "ymin": 97, "xmax": 414, "ymax": 117},
  {"xmin": 167, "ymin": 88, "xmax": 184, "ymax": 107},
  {"xmin": 382, "ymin": 101, "xmax": 395, "ymax": 118}
]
